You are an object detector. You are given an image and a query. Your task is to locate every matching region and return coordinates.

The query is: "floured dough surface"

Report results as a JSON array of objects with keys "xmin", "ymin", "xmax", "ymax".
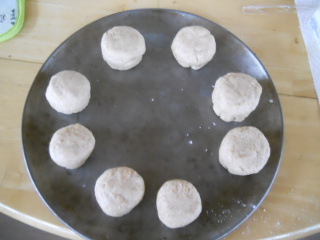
[
  {"xmin": 212, "ymin": 72, "xmax": 262, "ymax": 122},
  {"xmin": 156, "ymin": 179, "xmax": 202, "ymax": 228},
  {"xmin": 171, "ymin": 25, "xmax": 216, "ymax": 70},
  {"xmin": 49, "ymin": 123, "xmax": 95, "ymax": 169},
  {"xmin": 219, "ymin": 126, "xmax": 270, "ymax": 176},
  {"xmin": 95, "ymin": 167, "xmax": 145, "ymax": 217},
  {"xmin": 45, "ymin": 70, "xmax": 91, "ymax": 114},
  {"xmin": 101, "ymin": 26, "xmax": 146, "ymax": 70}
]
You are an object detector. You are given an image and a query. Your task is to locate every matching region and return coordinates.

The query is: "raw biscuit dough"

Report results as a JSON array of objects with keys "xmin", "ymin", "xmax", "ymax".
[
  {"xmin": 156, "ymin": 179, "xmax": 202, "ymax": 228},
  {"xmin": 95, "ymin": 167, "xmax": 145, "ymax": 217},
  {"xmin": 219, "ymin": 126, "xmax": 270, "ymax": 176},
  {"xmin": 171, "ymin": 25, "xmax": 216, "ymax": 70},
  {"xmin": 101, "ymin": 26, "xmax": 146, "ymax": 70},
  {"xmin": 45, "ymin": 70, "xmax": 91, "ymax": 114},
  {"xmin": 49, "ymin": 123, "xmax": 95, "ymax": 169},
  {"xmin": 212, "ymin": 72, "xmax": 262, "ymax": 122}
]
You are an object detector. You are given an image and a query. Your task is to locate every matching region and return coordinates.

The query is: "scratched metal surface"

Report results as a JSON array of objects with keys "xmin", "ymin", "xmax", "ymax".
[{"xmin": 22, "ymin": 9, "xmax": 283, "ymax": 240}]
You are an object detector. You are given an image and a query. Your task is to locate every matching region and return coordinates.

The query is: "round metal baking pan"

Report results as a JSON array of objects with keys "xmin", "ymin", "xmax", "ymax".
[{"xmin": 22, "ymin": 9, "xmax": 283, "ymax": 240}]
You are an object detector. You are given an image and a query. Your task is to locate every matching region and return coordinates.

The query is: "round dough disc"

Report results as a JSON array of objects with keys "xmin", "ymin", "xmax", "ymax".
[
  {"xmin": 171, "ymin": 25, "xmax": 216, "ymax": 70},
  {"xmin": 219, "ymin": 126, "xmax": 271, "ymax": 176},
  {"xmin": 45, "ymin": 70, "xmax": 91, "ymax": 114},
  {"xmin": 49, "ymin": 123, "xmax": 95, "ymax": 169},
  {"xmin": 101, "ymin": 26, "xmax": 146, "ymax": 70},
  {"xmin": 156, "ymin": 179, "xmax": 202, "ymax": 228},
  {"xmin": 95, "ymin": 167, "xmax": 145, "ymax": 217},
  {"xmin": 212, "ymin": 72, "xmax": 262, "ymax": 122}
]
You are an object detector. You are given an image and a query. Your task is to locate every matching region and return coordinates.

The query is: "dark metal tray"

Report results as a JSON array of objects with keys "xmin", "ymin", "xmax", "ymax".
[{"xmin": 22, "ymin": 9, "xmax": 283, "ymax": 240}]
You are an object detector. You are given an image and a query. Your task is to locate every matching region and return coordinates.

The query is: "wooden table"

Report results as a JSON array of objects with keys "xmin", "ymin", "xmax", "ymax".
[{"xmin": 1, "ymin": 0, "xmax": 319, "ymax": 239}]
